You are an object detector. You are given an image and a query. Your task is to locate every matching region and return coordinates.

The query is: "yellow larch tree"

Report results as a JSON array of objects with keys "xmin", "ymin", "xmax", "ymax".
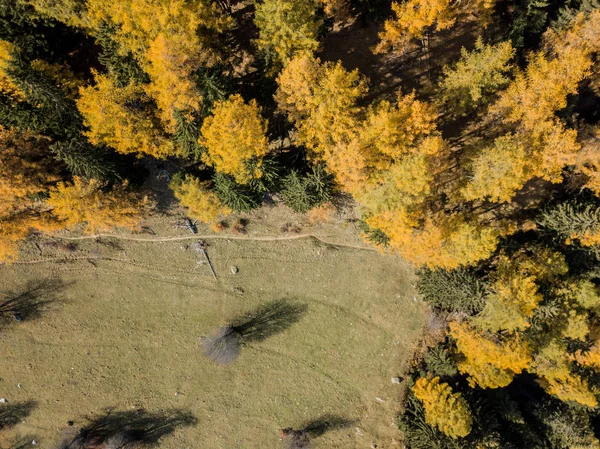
[
  {"xmin": 276, "ymin": 55, "xmax": 506, "ymax": 268},
  {"xmin": 77, "ymin": 73, "xmax": 176, "ymax": 158},
  {"xmin": 0, "ymin": 126, "xmax": 60, "ymax": 261},
  {"xmin": 449, "ymin": 321, "xmax": 532, "ymax": 389},
  {"xmin": 491, "ymin": 48, "xmax": 592, "ymax": 133},
  {"xmin": 578, "ymin": 125, "xmax": 600, "ymax": 195},
  {"xmin": 464, "ymin": 11, "xmax": 600, "ymax": 204},
  {"xmin": 200, "ymin": 94, "xmax": 270, "ymax": 184},
  {"xmin": 254, "ymin": 0, "xmax": 322, "ymax": 68},
  {"xmin": 30, "ymin": 59, "xmax": 85, "ymax": 100},
  {"xmin": 474, "ymin": 250, "xmax": 568, "ymax": 332},
  {"xmin": 532, "ymin": 341, "xmax": 598, "ymax": 407},
  {"xmin": 412, "ymin": 376, "xmax": 473, "ymax": 439},
  {"xmin": 170, "ymin": 175, "xmax": 231, "ymax": 223},
  {"xmin": 30, "ymin": 0, "xmax": 231, "ymax": 130},
  {"xmin": 84, "ymin": 0, "xmax": 230, "ymax": 129},
  {"xmin": 48, "ymin": 177, "xmax": 143, "ymax": 233},
  {"xmin": 0, "ymin": 40, "xmax": 25, "ymax": 100},
  {"xmin": 438, "ymin": 38, "xmax": 515, "ymax": 115},
  {"xmin": 275, "ymin": 54, "xmax": 367, "ymax": 154},
  {"xmin": 375, "ymin": 0, "xmax": 497, "ymax": 55}
]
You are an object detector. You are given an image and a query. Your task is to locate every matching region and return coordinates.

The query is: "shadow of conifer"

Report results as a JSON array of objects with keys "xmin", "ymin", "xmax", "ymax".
[
  {"xmin": 280, "ymin": 415, "xmax": 356, "ymax": 449},
  {"xmin": 0, "ymin": 401, "xmax": 37, "ymax": 431},
  {"xmin": 55, "ymin": 408, "xmax": 197, "ymax": 449},
  {"xmin": 0, "ymin": 278, "xmax": 68, "ymax": 324},
  {"xmin": 202, "ymin": 299, "xmax": 308, "ymax": 364}
]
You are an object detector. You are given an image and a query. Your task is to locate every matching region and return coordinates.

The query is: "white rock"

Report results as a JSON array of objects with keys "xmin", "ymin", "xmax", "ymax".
[{"xmin": 0, "ymin": 398, "xmax": 6, "ymax": 403}]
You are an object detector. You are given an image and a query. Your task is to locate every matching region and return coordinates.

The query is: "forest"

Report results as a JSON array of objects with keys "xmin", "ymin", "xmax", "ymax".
[{"xmin": 1, "ymin": 0, "xmax": 600, "ymax": 447}]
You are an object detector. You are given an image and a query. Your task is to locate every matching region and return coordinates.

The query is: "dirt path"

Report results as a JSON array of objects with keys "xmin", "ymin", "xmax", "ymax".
[{"xmin": 48, "ymin": 232, "xmax": 380, "ymax": 252}]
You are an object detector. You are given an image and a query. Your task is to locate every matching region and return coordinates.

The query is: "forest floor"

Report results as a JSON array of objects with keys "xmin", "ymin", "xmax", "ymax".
[{"xmin": 0, "ymin": 205, "xmax": 425, "ymax": 449}]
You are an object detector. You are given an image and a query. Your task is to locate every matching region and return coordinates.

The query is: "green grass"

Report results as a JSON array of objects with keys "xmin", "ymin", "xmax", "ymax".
[{"xmin": 0, "ymin": 236, "xmax": 424, "ymax": 448}]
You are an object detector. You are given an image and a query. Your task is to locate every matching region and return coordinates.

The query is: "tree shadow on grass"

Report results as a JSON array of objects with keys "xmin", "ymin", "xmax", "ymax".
[
  {"xmin": 0, "ymin": 279, "xmax": 69, "ymax": 324},
  {"xmin": 55, "ymin": 409, "xmax": 197, "ymax": 449},
  {"xmin": 0, "ymin": 401, "xmax": 37, "ymax": 431},
  {"xmin": 2, "ymin": 436, "xmax": 39, "ymax": 449},
  {"xmin": 281, "ymin": 415, "xmax": 357, "ymax": 449},
  {"xmin": 202, "ymin": 299, "xmax": 308, "ymax": 365}
]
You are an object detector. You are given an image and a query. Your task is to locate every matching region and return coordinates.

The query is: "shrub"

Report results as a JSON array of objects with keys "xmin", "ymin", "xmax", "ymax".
[
  {"xmin": 201, "ymin": 326, "xmax": 242, "ymax": 365},
  {"xmin": 281, "ymin": 164, "xmax": 334, "ymax": 213},
  {"xmin": 423, "ymin": 344, "xmax": 458, "ymax": 377},
  {"xmin": 213, "ymin": 172, "xmax": 261, "ymax": 212}
]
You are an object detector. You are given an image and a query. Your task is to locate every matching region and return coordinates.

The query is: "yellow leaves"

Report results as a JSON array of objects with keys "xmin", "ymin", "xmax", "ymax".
[
  {"xmin": 200, "ymin": 94, "xmax": 270, "ymax": 184},
  {"xmin": 438, "ymin": 38, "xmax": 515, "ymax": 114},
  {"xmin": 463, "ymin": 121, "xmax": 580, "ymax": 204},
  {"xmin": 171, "ymin": 175, "xmax": 230, "ymax": 223},
  {"xmin": 577, "ymin": 125, "xmax": 600, "ymax": 196},
  {"xmin": 26, "ymin": 0, "xmax": 92, "ymax": 28},
  {"xmin": 474, "ymin": 250, "xmax": 567, "ymax": 332},
  {"xmin": 30, "ymin": 59, "xmax": 84, "ymax": 99},
  {"xmin": 541, "ymin": 375, "xmax": 598, "ymax": 408},
  {"xmin": 376, "ymin": 0, "xmax": 455, "ymax": 55},
  {"xmin": 86, "ymin": 0, "xmax": 228, "ymax": 58},
  {"xmin": 376, "ymin": 0, "xmax": 498, "ymax": 55},
  {"xmin": 412, "ymin": 376, "xmax": 472, "ymax": 438},
  {"xmin": 366, "ymin": 212, "xmax": 501, "ymax": 269},
  {"xmin": 0, "ymin": 127, "xmax": 71, "ymax": 262},
  {"xmin": 573, "ymin": 343, "xmax": 600, "ymax": 371},
  {"xmin": 532, "ymin": 341, "xmax": 598, "ymax": 407},
  {"xmin": 0, "ymin": 40, "xmax": 24, "ymax": 99},
  {"xmin": 83, "ymin": 0, "xmax": 230, "ymax": 129},
  {"xmin": 476, "ymin": 275, "xmax": 541, "ymax": 333},
  {"xmin": 561, "ymin": 311, "xmax": 589, "ymax": 341},
  {"xmin": 319, "ymin": 0, "xmax": 350, "ymax": 23},
  {"xmin": 462, "ymin": 14, "xmax": 600, "ymax": 205},
  {"xmin": 254, "ymin": 0, "xmax": 321, "ymax": 67},
  {"xmin": 0, "ymin": 39, "xmax": 15, "ymax": 72},
  {"xmin": 0, "ymin": 219, "xmax": 29, "ymax": 263},
  {"xmin": 450, "ymin": 321, "xmax": 532, "ymax": 389},
  {"xmin": 462, "ymin": 134, "xmax": 529, "ymax": 203},
  {"xmin": 573, "ymin": 281, "xmax": 600, "ymax": 310},
  {"xmin": 543, "ymin": 9, "xmax": 600, "ymax": 57},
  {"xmin": 275, "ymin": 54, "xmax": 367, "ymax": 152},
  {"xmin": 144, "ymin": 30, "xmax": 206, "ymax": 130},
  {"xmin": 0, "ymin": 126, "xmax": 58, "ymax": 209},
  {"xmin": 48, "ymin": 177, "xmax": 142, "ymax": 233},
  {"xmin": 361, "ymin": 94, "xmax": 439, "ymax": 160},
  {"xmin": 77, "ymin": 73, "xmax": 177, "ymax": 158},
  {"xmin": 493, "ymin": 48, "xmax": 592, "ymax": 132}
]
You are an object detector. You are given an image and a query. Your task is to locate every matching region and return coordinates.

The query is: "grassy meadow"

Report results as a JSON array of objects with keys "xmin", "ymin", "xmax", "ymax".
[{"xmin": 0, "ymin": 234, "xmax": 424, "ymax": 448}]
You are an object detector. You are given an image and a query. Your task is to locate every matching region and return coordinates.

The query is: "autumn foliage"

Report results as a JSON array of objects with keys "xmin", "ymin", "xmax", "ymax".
[
  {"xmin": 171, "ymin": 175, "xmax": 231, "ymax": 223},
  {"xmin": 412, "ymin": 376, "xmax": 472, "ymax": 438},
  {"xmin": 48, "ymin": 177, "xmax": 143, "ymax": 233}
]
